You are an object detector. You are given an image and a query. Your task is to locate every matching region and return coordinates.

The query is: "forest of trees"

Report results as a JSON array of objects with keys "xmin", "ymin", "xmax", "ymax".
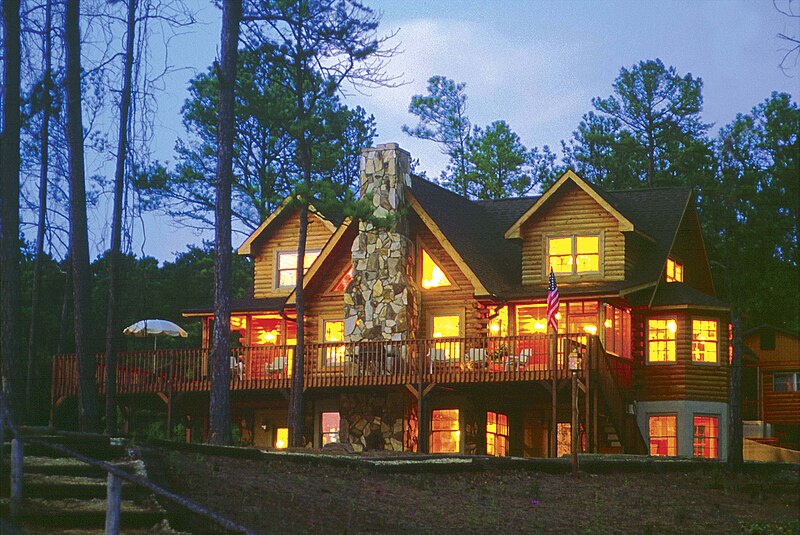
[{"xmin": 0, "ymin": 1, "xmax": 796, "ymax": 446}]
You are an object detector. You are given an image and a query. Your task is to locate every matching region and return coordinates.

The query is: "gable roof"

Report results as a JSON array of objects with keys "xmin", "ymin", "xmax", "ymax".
[
  {"xmin": 237, "ymin": 199, "xmax": 339, "ymax": 256},
  {"xmin": 504, "ymin": 170, "xmax": 636, "ymax": 239}
]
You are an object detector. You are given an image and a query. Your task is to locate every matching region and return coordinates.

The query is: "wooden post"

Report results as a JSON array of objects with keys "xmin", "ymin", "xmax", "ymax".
[
  {"xmin": 105, "ymin": 471, "xmax": 123, "ymax": 535},
  {"xmin": 166, "ymin": 355, "xmax": 176, "ymax": 439},
  {"xmin": 417, "ymin": 339, "xmax": 426, "ymax": 454},
  {"xmin": 10, "ymin": 438, "xmax": 23, "ymax": 517},
  {"xmin": 571, "ymin": 369, "xmax": 579, "ymax": 476},
  {"xmin": 550, "ymin": 331, "xmax": 557, "ymax": 458}
]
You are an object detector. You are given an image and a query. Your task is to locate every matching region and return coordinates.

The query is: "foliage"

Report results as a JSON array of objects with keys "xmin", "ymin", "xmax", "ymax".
[
  {"xmin": 403, "ymin": 75, "xmax": 472, "ymax": 195},
  {"xmin": 698, "ymin": 92, "xmax": 799, "ymax": 330},
  {"xmin": 404, "ymin": 75, "xmax": 556, "ymax": 198},
  {"xmin": 562, "ymin": 59, "xmax": 713, "ymax": 189},
  {"xmin": 134, "ymin": 43, "xmax": 376, "ymax": 232}
]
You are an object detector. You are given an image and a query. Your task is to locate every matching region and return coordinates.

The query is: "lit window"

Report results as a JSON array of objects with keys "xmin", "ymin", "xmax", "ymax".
[
  {"xmin": 648, "ymin": 319, "xmax": 677, "ymax": 363},
  {"xmin": 557, "ymin": 422, "xmax": 572, "ymax": 457},
  {"xmin": 488, "ymin": 306, "xmax": 508, "ymax": 337},
  {"xmin": 331, "ymin": 266, "xmax": 353, "ymax": 293},
  {"xmin": 323, "ymin": 319, "xmax": 346, "ymax": 366},
  {"xmin": 274, "ymin": 427, "xmax": 288, "ymax": 449},
  {"xmin": 649, "ymin": 415, "xmax": 677, "ymax": 456},
  {"xmin": 666, "ymin": 258, "xmax": 683, "ymax": 283},
  {"xmin": 693, "ymin": 415, "xmax": 718, "ymax": 459},
  {"xmin": 421, "ymin": 249, "xmax": 451, "ymax": 289},
  {"xmin": 548, "ymin": 235, "xmax": 599, "ymax": 275},
  {"xmin": 773, "ymin": 372, "xmax": 799, "ymax": 392},
  {"xmin": 486, "ymin": 412, "xmax": 509, "ymax": 457},
  {"xmin": 276, "ymin": 250, "xmax": 321, "ymax": 288},
  {"xmin": 432, "ymin": 314, "xmax": 461, "ymax": 360},
  {"xmin": 692, "ymin": 320, "xmax": 718, "ymax": 363},
  {"xmin": 431, "ymin": 409, "xmax": 460, "ymax": 453},
  {"xmin": 516, "ymin": 304, "xmax": 549, "ymax": 334},
  {"xmin": 321, "ymin": 412, "xmax": 340, "ymax": 445}
]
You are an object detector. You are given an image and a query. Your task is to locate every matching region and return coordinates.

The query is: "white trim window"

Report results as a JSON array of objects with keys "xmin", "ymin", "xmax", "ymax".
[{"xmin": 275, "ymin": 249, "xmax": 321, "ymax": 289}]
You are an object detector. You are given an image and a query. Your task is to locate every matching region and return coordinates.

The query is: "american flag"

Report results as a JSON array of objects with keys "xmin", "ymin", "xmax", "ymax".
[{"xmin": 547, "ymin": 268, "xmax": 560, "ymax": 332}]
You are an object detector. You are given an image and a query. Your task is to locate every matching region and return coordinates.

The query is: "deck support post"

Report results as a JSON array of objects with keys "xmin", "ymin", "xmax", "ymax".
[
  {"xmin": 549, "ymin": 333, "xmax": 557, "ymax": 458},
  {"xmin": 417, "ymin": 340, "xmax": 427, "ymax": 454},
  {"xmin": 105, "ymin": 471, "xmax": 123, "ymax": 535},
  {"xmin": 571, "ymin": 369, "xmax": 579, "ymax": 476},
  {"xmin": 10, "ymin": 438, "xmax": 23, "ymax": 518},
  {"xmin": 166, "ymin": 356, "xmax": 176, "ymax": 439},
  {"xmin": 585, "ymin": 340, "xmax": 592, "ymax": 453}
]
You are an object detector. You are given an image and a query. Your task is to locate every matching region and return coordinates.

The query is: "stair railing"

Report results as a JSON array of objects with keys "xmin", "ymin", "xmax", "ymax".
[{"xmin": 3, "ymin": 428, "xmax": 259, "ymax": 535}]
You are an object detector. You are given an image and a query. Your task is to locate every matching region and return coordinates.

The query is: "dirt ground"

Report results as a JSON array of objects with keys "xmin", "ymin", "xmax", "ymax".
[{"xmin": 147, "ymin": 449, "xmax": 800, "ymax": 535}]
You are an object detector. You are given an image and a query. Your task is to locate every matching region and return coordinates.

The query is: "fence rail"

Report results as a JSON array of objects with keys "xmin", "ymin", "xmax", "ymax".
[{"xmin": 52, "ymin": 334, "xmax": 628, "ymax": 401}]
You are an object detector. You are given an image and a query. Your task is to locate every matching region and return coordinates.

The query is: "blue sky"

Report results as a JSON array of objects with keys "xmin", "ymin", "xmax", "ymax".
[{"xmin": 131, "ymin": 0, "xmax": 797, "ymax": 261}]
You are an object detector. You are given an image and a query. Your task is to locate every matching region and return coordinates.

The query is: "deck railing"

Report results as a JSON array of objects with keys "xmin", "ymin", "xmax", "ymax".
[{"xmin": 52, "ymin": 333, "xmax": 617, "ymax": 401}]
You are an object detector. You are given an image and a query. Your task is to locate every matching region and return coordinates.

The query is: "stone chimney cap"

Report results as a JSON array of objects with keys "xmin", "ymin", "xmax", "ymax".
[{"xmin": 361, "ymin": 143, "xmax": 409, "ymax": 156}]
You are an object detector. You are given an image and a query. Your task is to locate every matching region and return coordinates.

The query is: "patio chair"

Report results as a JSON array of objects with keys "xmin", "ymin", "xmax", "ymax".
[
  {"xmin": 269, "ymin": 356, "xmax": 288, "ymax": 378},
  {"xmin": 464, "ymin": 348, "xmax": 487, "ymax": 369},
  {"xmin": 230, "ymin": 357, "xmax": 243, "ymax": 380},
  {"xmin": 516, "ymin": 348, "xmax": 533, "ymax": 371},
  {"xmin": 428, "ymin": 348, "xmax": 447, "ymax": 373}
]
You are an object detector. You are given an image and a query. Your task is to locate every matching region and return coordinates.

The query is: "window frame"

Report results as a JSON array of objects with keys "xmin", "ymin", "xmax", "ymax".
[
  {"xmin": 321, "ymin": 317, "xmax": 346, "ymax": 367},
  {"xmin": 428, "ymin": 312, "xmax": 463, "ymax": 362},
  {"xmin": 430, "ymin": 409, "xmax": 461, "ymax": 454},
  {"xmin": 772, "ymin": 372, "xmax": 799, "ymax": 393},
  {"xmin": 419, "ymin": 247, "xmax": 454, "ymax": 290},
  {"xmin": 648, "ymin": 414, "xmax": 677, "ymax": 457},
  {"xmin": 275, "ymin": 249, "xmax": 322, "ymax": 290},
  {"xmin": 647, "ymin": 317, "xmax": 678, "ymax": 364},
  {"xmin": 666, "ymin": 257, "xmax": 684, "ymax": 283},
  {"xmin": 692, "ymin": 414, "xmax": 719, "ymax": 459},
  {"xmin": 321, "ymin": 411, "xmax": 341, "ymax": 446},
  {"xmin": 486, "ymin": 411, "xmax": 509, "ymax": 457},
  {"xmin": 691, "ymin": 318, "xmax": 719, "ymax": 365},
  {"xmin": 545, "ymin": 233, "xmax": 602, "ymax": 277}
]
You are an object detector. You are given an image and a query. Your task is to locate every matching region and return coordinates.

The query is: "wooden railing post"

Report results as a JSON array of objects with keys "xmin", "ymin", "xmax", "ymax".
[
  {"xmin": 10, "ymin": 438, "xmax": 23, "ymax": 517},
  {"xmin": 105, "ymin": 471, "xmax": 123, "ymax": 535}
]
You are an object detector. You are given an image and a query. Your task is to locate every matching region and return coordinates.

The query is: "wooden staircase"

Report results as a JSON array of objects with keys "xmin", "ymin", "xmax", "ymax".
[{"xmin": 1, "ymin": 434, "xmax": 170, "ymax": 534}]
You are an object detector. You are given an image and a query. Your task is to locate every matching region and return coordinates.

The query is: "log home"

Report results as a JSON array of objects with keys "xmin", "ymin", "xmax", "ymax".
[
  {"xmin": 742, "ymin": 325, "xmax": 800, "ymax": 450},
  {"xmin": 52, "ymin": 143, "xmax": 731, "ymax": 459}
]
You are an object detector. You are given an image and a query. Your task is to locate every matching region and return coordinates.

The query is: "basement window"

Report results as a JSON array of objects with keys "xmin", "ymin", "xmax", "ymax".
[
  {"xmin": 693, "ymin": 415, "xmax": 719, "ymax": 459},
  {"xmin": 486, "ymin": 412, "xmax": 509, "ymax": 457},
  {"xmin": 274, "ymin": 427, "xmax": 288, "ymax": 449},
  {"xmin": 431, "ymin": 409, "xmax": 460, "ymax": 453},
  {"xmin": 321, "ymin": 412, "xmax": 340, "ymax": 445},
  {"xmin": 649, "ymin": 415, "xmax": 677, "ymax": 456}
]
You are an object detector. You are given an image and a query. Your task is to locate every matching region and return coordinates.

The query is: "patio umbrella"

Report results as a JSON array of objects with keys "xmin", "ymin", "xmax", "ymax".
[{"xmin": 123, "ymin": 319, "xmax": 188, "ymax": 350}]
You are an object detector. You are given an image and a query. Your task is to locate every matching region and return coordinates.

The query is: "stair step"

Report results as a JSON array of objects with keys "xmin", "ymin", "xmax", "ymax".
[
  {"xmin": 1, "ymin": 474, "xmax": 148, "ymax": 500},
  {"xmin": 2, "ymin": 443, "xmax": 127, "ymax": 460},
  {"xmin": 1, "ymin": 497, "xmax": 164, "ymax": 529}
]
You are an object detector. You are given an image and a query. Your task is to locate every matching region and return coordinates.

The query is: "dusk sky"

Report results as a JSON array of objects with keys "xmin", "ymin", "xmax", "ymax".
[{"xmin": 123, "ymin": 0, "xmax": 797, "ymax": 261}]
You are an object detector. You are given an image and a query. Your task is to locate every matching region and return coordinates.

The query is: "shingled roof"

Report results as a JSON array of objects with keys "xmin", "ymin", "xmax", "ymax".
[{"xmin": 409, "ymin": 173, "xmax": 693, "ymax": 302}]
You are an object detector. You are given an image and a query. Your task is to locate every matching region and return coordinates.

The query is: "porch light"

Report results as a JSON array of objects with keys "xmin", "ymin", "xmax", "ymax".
[
  {"xmin": 555, "ymin": 312, "xmax": 562, "ymax": 320},
  {"xmin": 533, "ymin": 321, "xmax": 546, "ymax": 332},
  {"xmin": 584, "ymin": 325, "xmax": 597, "ymax": 335},
  {"xmin": 604, "ymin": 319, "xmax": 612, "ymax": 328},
  {"xmin": 489, "ymin": 323, "xmax": 500, "ymax": 333},
  {"xmin": 667, "ymin": 320, "xmax": 677, "ymax": 333}
]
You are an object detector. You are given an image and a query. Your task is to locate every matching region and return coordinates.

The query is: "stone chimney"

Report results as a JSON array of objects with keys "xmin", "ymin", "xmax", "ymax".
[{"xmin": 344, "ymin": 143, "xmax": 417, "ymax": 342}]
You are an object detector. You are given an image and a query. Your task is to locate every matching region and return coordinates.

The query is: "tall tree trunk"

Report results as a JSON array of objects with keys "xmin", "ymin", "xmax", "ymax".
[
  {"xmin": 65, "ymin": 0, "xmax": 100, "ymax": 432},
  {"xmin": 208, "ymin": 0, "xmax": 241, "ymax": 445},
  {"xmin": 26, "ymin": 0, "xmax": 54, "ymax": 422},
  {"xmin": 1, "ymin": 0, "xmax": 25, "ymax": 424},
  {"xmin": 105, "ymin": 0, "xmax": 137, "ymax": 436},
  {"xmin": 57, "ymin": 262, "xmax": 72, "ymax": 355},
  {"xmin": 728, "ymin": 314, "xmax": 744, "ymax": 469},
  {"xmin": 288, "ymin": 200, "xmax": 308, "ymax": 447}
]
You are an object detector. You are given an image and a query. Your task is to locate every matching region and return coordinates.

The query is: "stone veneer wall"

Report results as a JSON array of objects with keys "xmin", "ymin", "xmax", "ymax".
[
  {"xmin": 344, "ymin": 143, "xmax": 417, "ymax": 343},
  {"xmin": 339, "ymin": 392, "xmax": 406, "ymax": 452}
]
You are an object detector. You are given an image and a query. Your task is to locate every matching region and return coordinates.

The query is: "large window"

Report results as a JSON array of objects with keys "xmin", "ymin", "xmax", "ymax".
[
  {"xmin": 649, "ymin": 415, "xmax": 677, "ymax": 456},
  {"xmin": 773, "ymin": 372, "xmax": 799, "ymax": 392},
  {"xmin": 548, "ymin": 235, "xmax": 599, "ymax": 275},
  {"xmin": 666, "ymin": 258, "xmax": 684, "ymax": 283},
  {"xmin": 276, "ymin": 250, "xmax": 321, "ymax": 289},
  {"xmin": 693, "ymin": 415, "xmax": 718, "ymax": 459},
  {"xmin": 321, "ymin": 412, "xmax": 340, "ymax": 446},
  {"xmin": 648, "ymin": 319, "xmax": 677, "ymax": 363},
  {"xmin": 323, "ymin": 319, "xmax": 345, "ymax": 366},
  {"xmin": 421, "ymin": 249, "xmax": 452, "ymax": 289},
  {"xmin": 604, "ymin": 305, "xmax": 631, "ymax": 357},
  {"xmin": 692, "ymin": 320, "xmax": 718, "ymax": 363},
  {"xmin": 431, "ymin": 409, "xmax": 460, "ymax": 453},
  {"xmin": 431, "ymin": 314, "xmax": 461, "ymax": 360},
  {"xmin": 516, "ymin": 301, "xmax": 599, "ymax": 336},
  {"xmin": 486, "ymin": 412, "xmax": 509, "ymax": 457}
]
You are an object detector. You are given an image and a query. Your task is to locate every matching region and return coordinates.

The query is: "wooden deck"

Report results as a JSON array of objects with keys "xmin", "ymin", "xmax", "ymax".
[{"xmin": 52, "ymin": 334, "xmax": 631, "ymax": 405}]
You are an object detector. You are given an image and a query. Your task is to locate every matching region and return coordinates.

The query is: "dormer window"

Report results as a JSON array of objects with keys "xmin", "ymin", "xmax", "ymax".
[
  {"xmin": 547, "ymin": 235, "xmax": 599, "ymax": 275},
  {"xmin": 276, "ymin": 250, "xmax": 321, "ymax": 289},
  {"xmin": 421, "ymin": 249, "xmax": 451, "ymax": 289},
  {"xmin": 666, "ymin": 258, "xmax": 683, "ymax": 282}
]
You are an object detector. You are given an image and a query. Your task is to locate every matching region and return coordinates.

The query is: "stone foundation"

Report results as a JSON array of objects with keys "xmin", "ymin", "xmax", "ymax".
[{"xmin": 339, "ymin": 392, "xmax": 406, "ymax": 452}]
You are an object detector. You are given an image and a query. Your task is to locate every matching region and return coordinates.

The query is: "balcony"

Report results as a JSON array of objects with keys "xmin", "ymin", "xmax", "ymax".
[{"xmin": 52, "ymin": 334, "xmax": 630, "ymax": 405}]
